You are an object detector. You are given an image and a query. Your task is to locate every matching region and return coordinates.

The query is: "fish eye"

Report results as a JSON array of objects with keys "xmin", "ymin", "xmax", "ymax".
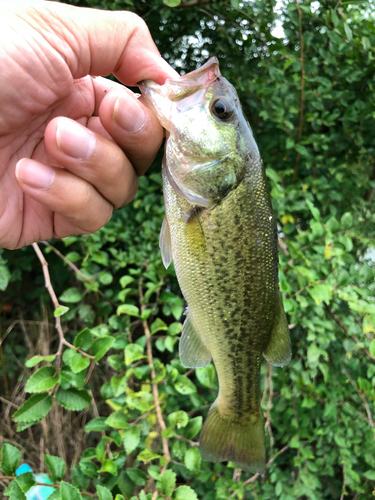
[{"xmin": 211, "ymin": 98, "xmax": 234, "ymax": 121}]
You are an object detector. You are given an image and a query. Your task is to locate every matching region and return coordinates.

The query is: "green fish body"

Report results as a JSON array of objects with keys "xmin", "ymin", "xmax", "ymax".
[{"xmin": 140, "ymin": 58, "xmax": 291, "ymax": 472}]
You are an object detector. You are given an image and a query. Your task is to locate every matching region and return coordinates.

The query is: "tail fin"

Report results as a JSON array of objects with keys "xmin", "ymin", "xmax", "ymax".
[{"xmin": 199, "ymin": 402, "xmax": 265, "ymax": 472}]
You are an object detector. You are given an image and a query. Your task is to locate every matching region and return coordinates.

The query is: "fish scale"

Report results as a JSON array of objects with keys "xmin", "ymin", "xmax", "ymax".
[{"xmin": 141, "ymin": 57, "xmax": 291, "ymax": 472}]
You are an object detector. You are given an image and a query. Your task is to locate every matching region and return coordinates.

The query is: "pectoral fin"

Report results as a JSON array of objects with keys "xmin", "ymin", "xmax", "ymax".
[
  {"xmin": 264, "ymin": 294, "xmax": 291, "ymax": 367},
  {"xmin": 159, "ymin": 216, "xmax": 173, "ymax": 269},
  {"xmin": 179, "ymin": 313, "xmax": 212, "ymax": 368}
]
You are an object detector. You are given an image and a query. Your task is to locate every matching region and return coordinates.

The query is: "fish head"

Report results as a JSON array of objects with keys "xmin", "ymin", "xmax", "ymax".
[{"xmin": 140, "ymin": 57, "xmax": 259, "ymax": 207}]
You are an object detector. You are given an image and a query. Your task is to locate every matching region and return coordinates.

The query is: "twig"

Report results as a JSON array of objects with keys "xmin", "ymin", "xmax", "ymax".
[
  {"xmin": 178, "ymin": 0, "xmax": 213, "ymax": 7},
  {"xmin": 292, "ymin": 0, "xmax": 305, "ymax": 183},
  {"xmin": 139, "ymin": 280, "xmax": 171, "ymax": 464},
  {"xmin": 173, "ymin": 434, "xmax": 199, "ymax": 447},
  {"xmin": 40, "ymin": 241, "xmax": 92, "ymax": 282}
]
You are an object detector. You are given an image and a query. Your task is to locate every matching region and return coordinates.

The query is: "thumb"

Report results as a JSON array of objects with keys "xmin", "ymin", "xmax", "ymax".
[{"xmin": 23, "ymin": 1, "xmax": 178, "ymax": 85}]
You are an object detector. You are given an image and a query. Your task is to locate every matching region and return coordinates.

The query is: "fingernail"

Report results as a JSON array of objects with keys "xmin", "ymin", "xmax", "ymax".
[
  {"xmin": 113, "ymin": 95, "xmax": 146, "ymax": 133},
  {"xmin": 56, "ymin": 118, "xmax": 96, "ymax": 159},
  {"xmin": 16, "ymin": 159, "xmax": 55, "ymax": 190}
]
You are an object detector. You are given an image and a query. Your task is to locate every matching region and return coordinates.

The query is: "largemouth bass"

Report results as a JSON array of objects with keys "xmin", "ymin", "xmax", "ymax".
[{"xmin": 140, "ymin": 58, "xmax": 291, "ymax": 472}]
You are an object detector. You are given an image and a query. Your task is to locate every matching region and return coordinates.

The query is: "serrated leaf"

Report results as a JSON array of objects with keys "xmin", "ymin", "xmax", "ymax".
[
  {"xmin": 125, "ymin": 344, "xmax": 146, "ymax": 365},
  {"xmin": 15, "ymin": 472, "xmax": 36, "ymax": 494},
  {"xmin": 16, "ymin": 420, "xmax": 41, "ymax": 432},
  {"xmin": 84, "ymin": 417, "xmax": 111, "ymax": 432},
  {"xmin": 105, "ymin": 411, "xmax": 129, "ymax": 430},
  {"xmin": 69, "ymin": 352, "xmax": 91, "ymax": 374},
  {"xmin": 1, "ymin": 443, "xmax": 21, "ymax": 475},
  {"xmin": 196, "ymin": 365, "xmax": 216, "ymax": 389},
  {"xmin": 54, "ymin": 305, "xmax": 70, "ymax": 318},
  {"xmin": 184, "ymin": 417, "xmax": 203, "ymax": 440},
  {"xmin": 111, "ymin": 374, "xmax": 128, "ymax": 397},
  {"xmin": 123, "ymin": 426, "xmax": 141, "ymax": 454},
  {"xmin": 91, "ymin": 336, "xmax": 115, "ymax": 361},
  {"xmin": 126, "ymin": 468, "xmax": 147, "ymax": 486},
  {"xmin": 25, "ymin": 366, "xmax": 58, "ymax": 393},
  {"xmin": 136, "ymin": 449, "xmax": 161, "ymax": 463},
  {"xmin": 13, "ymin": 393, "xmax": 53, "ymax": 422},
  {"xmin": 25, "ymin": 355, "xmax": 56, "ymax": 368},
  {"xmin": 96, "ymin": 484, "xmax": 113, "ymax": 500},
  {"xmin": 98, "ymin": 459, "xmax": 117, "ymax": 476},
  {"xmin": 167, "ymin": 322, "xmax": 182, "ymax": 336},
  {"xmin": 4, "ymin": 479, "xmax": 26, "ymax": 499},
  {"xmin": 174, "ymin": 375, "xmax": 197, "ymax": 395},
  {"xmin": 60, "ymin": 481, "xmax": 82, "ymax": 500},
  {"xmin": 71, "ymin": 464, "xmax": 90, "ymax": 490},
  {"xmin": 73, "ymin": 328, "xmax": 93, "ymax": 351},
  {"xmin": 45, "ymin": 454, "xmax": 66, "ymax": 482},
  {"xmin": 168, "ymin": 411, "xmax": 189, "ymax": 429},
  {"xmin": 184, "ymin": 447, "xmax": 201, "ymax": 472},
  {"xmin": 47, "ymin": 490, "xmax": 61, "ymax": 500},
  {"xmin": 55, "ymin": 388, "xmax": 91, "ymax": 411},
  {"xmin": 59, "ymin": 287, "xmax": 83, "ymax": 304},
  {"xmin": 157, "ymin": 469, "xmax": 176, "ymax": 496},
  {"xmin": 174, "ymin": 485, "xmax": 198, "ymax": 500},
  {"xmin": 117, "ymin": 304, "xmax": 140, "ymax": 317}
]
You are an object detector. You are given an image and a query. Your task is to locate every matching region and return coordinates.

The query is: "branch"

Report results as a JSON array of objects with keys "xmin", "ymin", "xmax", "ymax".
[
  {"xmin": 139, "ymin": 280, "xmax": 171, "ymax": 498},
  {"xmin": 32, "ymin": 243, "xmax": 95, "ymax": 372},
  {"xmin": 292, "ymin": 0, "xmax": 305, "ymax": 184},
  {"xmin": 178, "ymin": 0, "xmax": 213, "ymax": 7}
]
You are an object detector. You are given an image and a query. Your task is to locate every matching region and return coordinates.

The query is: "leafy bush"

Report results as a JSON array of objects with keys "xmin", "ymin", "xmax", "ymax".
[{"xmin": 1, "ymin": 1, "xmax": 375, "ymax": 499}]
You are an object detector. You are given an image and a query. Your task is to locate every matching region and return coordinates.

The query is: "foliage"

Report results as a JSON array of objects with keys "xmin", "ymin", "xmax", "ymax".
[{"xmin": 1, "ymin": 0, "xmax": 375, "ymax": 499}]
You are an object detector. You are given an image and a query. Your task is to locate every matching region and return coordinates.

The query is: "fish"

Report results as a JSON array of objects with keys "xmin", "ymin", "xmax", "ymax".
[{"xmin": 139, "ymin": 57, "xmax": 291, "ymax": 472}]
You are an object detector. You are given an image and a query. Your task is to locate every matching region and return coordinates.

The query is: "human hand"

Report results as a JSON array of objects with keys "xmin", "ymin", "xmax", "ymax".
[{"xmin": 0, "ymin": 1, "xmax": 178, "ymax": 250}]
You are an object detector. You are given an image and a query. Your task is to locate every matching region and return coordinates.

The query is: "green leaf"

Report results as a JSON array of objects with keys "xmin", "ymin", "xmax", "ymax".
[
  {"xmin": 125, "ymin": 344, "xmax": 146, "ymax": 365},
  {"xmin": 98, "ymin": 459, "xmax": 117, "ymax": 476},
  {"xmin": 157, "ymin": 469, "xmax": 176, "ymax": 496},
  {"xmin": 4, "ymin": 479, "xmax": 26, "ymax": 499},
  {"xmin": 59, "ymin": 287, "xmax": 83, "ymax": 304},
  {"xmin": 85, "ymin": 417, "xmax": 111, "ymax": 432},
  {"xmin": 0, "ymin": 265, "xmax": 11, "ymax": 291},
  {"xmin": 168, "ymin": 411, "xmax": 189, "ymax": 429},
  {"xmin": 69, "ymin": 352, "xmax": 91, "ymax": 374},
  {"xmin": 123, "ymin": 426, "xmax": 141, "ymax": 454},
  {"xmin": 184, "ymin": 447, "xmax": 201, "ymax": 472},
  {"xmin": 167, "ymin": 322, "xmax": 182, "ymax": 336},
  {"xmin": 13, "ymin": 393, "xmax": 53, "ymax": 422},
  {"xmin": 196, "ymin": 365, "xmax": 216, "ymax": 389},
  {"xmin": 308, "ymin": 284, "xmax": 331, "ymax": 306},
  {"xmin": 54, "ymin": 305, "xmax": 70, "ymax": 318},
  {"xmin": 151, "ymin": 318, "xmax": 168, "ymax": 334},
  {"xmin": 111, "ymin": 374, "xmax": 128, "ymax": 397},
  {"xmin": 91, "ymin": 336, "xmax": 115, "ymax": 361},
  {"xmin": 306, "ymin": 199, "xmax": 320, "ymax": 221},
  {"xmin": 105, "ymin": 411, "xmax": 129, "ymax": 430},
  {"xmin": 1, "ymin": 443, "xmax": 22, "ymax": 475},
  {"xmin": 136, "ymin": 449, "xmax": 161, "ymax": 463},
  {"xmin": 73, "ymin": 328, "xmax": 93, "ymax": 351},
  {"xmin": 99, "ymin": 272, "xmax": 113, "ymax": 285},
  {"xmin": 96, "ymin": 484, "xmax": 113, "ymax": 500},
  {"xmin": 117, "ymin": 304, "xmax": 140, "ymax": 317},
  {"xmin": 369, "ymin": 340, "xmax": 375, "ymax": 358},
  {"xmin": 364, "ymin": 470, "xmax": 375, "ymax": 480},
  {"xmin": 163, "ymin": 0, "xmax": 181, "ymax": 6},
  {"xmin": 15, "ymin": 472, "xmax": 36, "ymax": 494},
  {"xmin": 174, "ymin": 485, "xmax": 198, "ymax": 500},
  {"xmin": 230, "ymin": 0, "xmax": 240, "ymax": 8},
  {"xmin": 25, "ymin": 366, "xmax": 58, "ymax": 393},
  {"xmin": 71, "ymin": 464, "xmax": 90, "ymax": 491},
  {"xmin": 25, "ymin": 355, "xmax": 56, "ymax": 368},
  {"xmin": 341, "ymin": 212, "xmax": 353, "ymax": 229},
  {"xmin": 55, "ymin": 388, "xmax": 91, "ymax": 411},
  {"xmin": 126, "ymin": 468, "xmax": 147, "ymax": 486},
  {"xmin": 45, "ymin": 454, "xmax": 66, "ymax": 482},
  {"xmin": 184, "ymin": 417, "xmax": 203, "ymax": 440},
  {"xmin": 174, "ymin": 375, "xmax": 197, "ymax": 395},
  {"xmin": 16, "ymin": 420, "xmax": 42, "ymax": 432},
  {"xmin": 344, "ymin": 22, "xmax": 352, "ymax": 41},
  {"xmin": 119, "ymin": 275, "xmax": 134, "ymax": 288},
  {"xmin": 60, "ymin": 481, "xmax": 82, "ymax": 500}
]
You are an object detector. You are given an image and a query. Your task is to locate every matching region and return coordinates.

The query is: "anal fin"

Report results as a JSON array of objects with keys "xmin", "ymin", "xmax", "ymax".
[
  {"xmin": 179, "ymin": 313, "xmax": 212, "ymax": 368},
  {"xmin": 159, "ymin": 216, "xmax": 173, "ymax": 269},
  {"xmin": 264, "ymin": 294, "xmax": 292, "ymax": 367}
]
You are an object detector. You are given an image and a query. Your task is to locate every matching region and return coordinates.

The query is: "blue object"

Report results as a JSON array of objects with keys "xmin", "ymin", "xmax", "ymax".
[{"xmin": 15, "ymin": 464, "xmax": 55, "ymax": 500}]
